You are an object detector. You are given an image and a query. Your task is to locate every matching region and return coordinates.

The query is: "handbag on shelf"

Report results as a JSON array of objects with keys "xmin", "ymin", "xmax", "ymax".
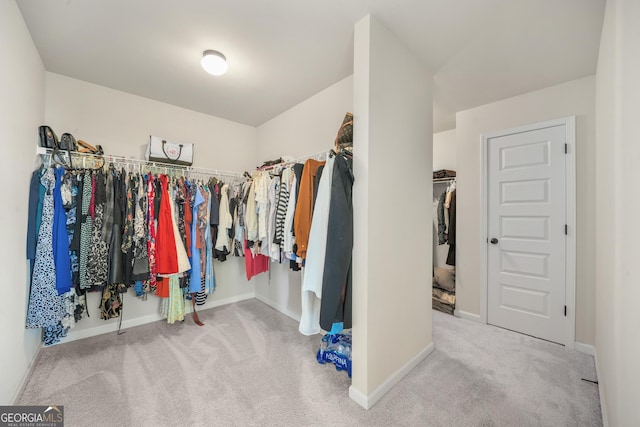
[
  {"xmin": 53, "ymin": 132, "xmax": 79, "ymax": 168},
  {"xmin": 38, "ymin": 125, "xmax": 59, "ymax": 149},
  {"xmin": 334, "ymin": 112, "xmax": 353, "ymax": 151},
  {"xmin": 38, "ymin": 126, "xmax": 74, "ymax": 167},
  {"xmin": 60, "ymin": 133, "xmax": 78, "ymax": 151},
  {"xmin": 146, "ymin": 135, "xmax": 194, "ymax": 166}
]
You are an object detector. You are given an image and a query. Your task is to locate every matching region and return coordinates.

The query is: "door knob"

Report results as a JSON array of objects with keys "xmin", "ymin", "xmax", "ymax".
[{"xmin": 490, "ymin": 238, "xmax": 499, "ymax": 244}]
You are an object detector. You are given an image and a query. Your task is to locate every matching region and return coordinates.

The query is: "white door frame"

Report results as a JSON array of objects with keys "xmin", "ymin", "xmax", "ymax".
[{"xmin": 479, "ymin": 116, "xmax": 576, "ymax": 348}]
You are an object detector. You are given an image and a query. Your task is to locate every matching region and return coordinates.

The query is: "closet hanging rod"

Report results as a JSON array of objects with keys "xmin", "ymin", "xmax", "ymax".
[
  {"xmin": 257, "ymin": 149, "xmax": 332, "ymax": 172},
  {"xmin": 433, "ymin": 177, "xmax": 456, "ymax": 183},
  {"xmin": 36, "ymin": 146, "xmax": 244, "ymax": 178}
]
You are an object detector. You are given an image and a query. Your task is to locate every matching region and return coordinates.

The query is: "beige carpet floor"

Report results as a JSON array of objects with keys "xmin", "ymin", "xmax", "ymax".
[{"xmin": 17, "ymin": 299, "xmax": 601, "ymax": 426}]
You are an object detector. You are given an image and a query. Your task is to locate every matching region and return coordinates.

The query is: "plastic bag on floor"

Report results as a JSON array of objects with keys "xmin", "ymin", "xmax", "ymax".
[{"xmin": 316, "ymin": 331, "xmax": 352, "ymax": 377}]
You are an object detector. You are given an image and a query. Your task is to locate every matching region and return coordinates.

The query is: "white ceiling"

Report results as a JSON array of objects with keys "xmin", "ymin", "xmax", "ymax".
[{"xmin": 17, "ymin": 0, "xmax": 605, "ymax": 133}]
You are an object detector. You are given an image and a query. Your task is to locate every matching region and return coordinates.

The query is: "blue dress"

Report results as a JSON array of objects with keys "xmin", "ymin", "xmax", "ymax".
[
  {"xmin": 53, "ymin": 167, "xmax": 72, "ymax": 295},
  {"xmin": 189, "ymin": 185, "xmax": 204, "ymax": 293}
]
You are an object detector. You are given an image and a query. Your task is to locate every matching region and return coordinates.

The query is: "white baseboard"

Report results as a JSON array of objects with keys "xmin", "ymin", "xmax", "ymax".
[
  {"xmin": 62, "ymin": 292, "xmax": 255, "ymax": 344},
  {"xmin": 12, "ymin": 342, "xmax": 43, "ymax": 404},
  {"xmin": 348, "ymin": 385, "xmax": 369, "ymax": 409},
  {"xmin": 593, "ymin": 347, "xmax": 608, "ymax": 427},
  {"xmin": 62, "ymin": 313, "xmax": 164, "ymax": 344},
  {"xmin": 574, "ymin": 342, "xmax": 596, "ymax": 356},
  {"xmin": 453, "ymin": 309, "xmax": 482, "ymax": 322},
  {"xmin": 199, "ymin": 292, "xmax": 255, "ymax": 311},
  {"xmin": 349, "ymin": 342, "xmax": 435, "ymax": 410},
  {"xmin": 255, "ymin": 294, "xmax": 301, "ymax": 322}
]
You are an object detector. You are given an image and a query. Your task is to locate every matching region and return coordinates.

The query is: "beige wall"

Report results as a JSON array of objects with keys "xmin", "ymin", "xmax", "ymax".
[
  {"xmin": 45, "ymin": 73, "xmax": 258, "ymax": 171},
  {"xmin": 595, "ymin": 0, "xmax": 640, "ymax": 425},
  {"xmin": 254, "ymin": 76, "xmax": 353, "ymax": 319},
  {"xmin": 257, "ymin": 76, "xmax": 353, "ymax": 160},
  {"xmin": 433, "ymin": 129, "xmax": 456, "ymax": 171},
  {"xmin": 0, "ymin": 0, "xmax": 46, "ymax": 404},
  {"xmin": 351, "ymin": 15, "xmax": 433, "ymax": 407},
  {"xmin": 44, "ymin": 72, "xmax": 259, "ymax": 341},
  {"xmin": 455, "ymin": 75, "xmax": 596, "ymax": 345}
]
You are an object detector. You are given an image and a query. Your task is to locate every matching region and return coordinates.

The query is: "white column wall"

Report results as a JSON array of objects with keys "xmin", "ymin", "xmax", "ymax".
[
  {"xmin": 595, "ymin": 0, "xmax": 640, "ymax": 425},
  {"xmin": 350, "ymin": 15, "xmax": 433, "ymax": 408},
  {"xmin": 254, "ymin": 76, "xmax": 353, "ymax": 320},
  {"xmin": 0, "ymin": 0, "xmax": 46, "ymax": 404},
  {"xmin": 43, "ymin": 73, "xmax": 259, "ymax": 342}
]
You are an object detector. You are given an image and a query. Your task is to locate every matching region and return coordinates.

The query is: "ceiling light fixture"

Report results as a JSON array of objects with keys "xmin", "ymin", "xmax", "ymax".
[{"xmin": 201, "ymin": 50, "xmax": 228, "ymax": 76}]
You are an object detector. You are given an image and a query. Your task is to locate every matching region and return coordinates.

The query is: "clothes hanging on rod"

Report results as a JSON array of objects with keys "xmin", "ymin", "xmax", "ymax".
[
  {"xmin": 249, "ymin": 149, "xmax": 331, "ymax": 260},
  {"xmin": 249, "ymin": 149, "xmax": 354, "ymax": 335},
  {"xmin": 36, "ymin": 146, "xmax": 243, "ymax": 181},
  {"xmin": 293, "ymin": 158, "xmax": 326, "ymax": 261},
  {"xmin": 26, "ymin": 167, "xmax": 71, "ymax": 345},
  {"xmin": 243, "ymin": 170, "xmax": 271, "ymax": 276},
  {"xmin": 436, "ymin": 178, "xmax": 456, "ymax": 258},
  {"xmin": 319, "ymin": 150, "xmax": 354, "ymax": 332},
  {"xmin": 299, "ymin": 153, "xmax": 335, "ymax": 335},
  {"xmin": 255, "ymin": 150, "xmax": 331, "ymax": 172},
  {"xmin": 26, "ymin": 147, "xmax": 248, "ymax": 345},
  {"xmin": 435, "ymin": 178, "xmax": 455, "ymax": 244},
  {"xmin": 446, "ymin": 189, "xmax": 456, "ymax": 266},
  {"xmin": 27, "ymin": 143, "xmax": 356, "ymax": 345}
]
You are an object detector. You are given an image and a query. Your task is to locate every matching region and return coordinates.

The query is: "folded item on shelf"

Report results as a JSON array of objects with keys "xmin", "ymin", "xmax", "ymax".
[{"xmin": 433, "ymin": 169, "xmax": 456, "ymax": 179}]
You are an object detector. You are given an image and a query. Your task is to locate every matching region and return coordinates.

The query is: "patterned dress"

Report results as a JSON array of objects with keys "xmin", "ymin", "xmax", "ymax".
[
  {"xmin": 62, "ymin": 173, "xmax": 86, "ymax": 321},
  {"xmin": 121, "ymin": 174, "xmax": 137, "ymax": 286},
  {"xmin": 26, "ymin": 169, "xmax": 65, "ymax": 342},
  {"xmin": 53, "ymin": 168, "xmax": 76, "ymax": 337},
  {"xmin": 61, "ymin": 174, "xmax": 79, "ymax": 286},
  {"xmin": 86, "ymin": 171, "xmax": 109, "ymax": 287},
  {"xmin": 78, "ymin": 171, "xmax": 93, "ymax": 290},
  {"xmin": 132, "ymin": 174, "xmax": 149, "ymax": 284},
  {"xmin": 146, "ymin": 174, "xmax": 158, "ymax": 294}
]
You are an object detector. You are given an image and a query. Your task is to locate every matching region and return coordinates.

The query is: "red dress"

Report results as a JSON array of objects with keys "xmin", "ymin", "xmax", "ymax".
[
  {"xmin": 244, "ymin": 240, "xmax": 269, "ymax": 280},
  {"xmin": 155, "ymin": 175, "xmax": 178, "ymax": 275}
]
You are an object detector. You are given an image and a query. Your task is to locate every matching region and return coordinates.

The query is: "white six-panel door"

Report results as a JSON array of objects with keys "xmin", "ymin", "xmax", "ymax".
[{"xmin": 487, "ymin": 124, "xmax": 567, "ymax": 344}]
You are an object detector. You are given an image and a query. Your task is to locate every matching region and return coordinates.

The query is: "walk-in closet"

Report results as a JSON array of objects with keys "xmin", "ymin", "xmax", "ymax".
[
  {"xmin": 4, "ymin": 0, "xmax": 622, "ymax": 425},
  {"xmin": 9, "ymin": 5, "xmax": 434, "ymax": 415}
]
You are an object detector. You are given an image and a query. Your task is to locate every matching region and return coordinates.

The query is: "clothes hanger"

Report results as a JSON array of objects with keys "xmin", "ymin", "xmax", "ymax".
[{"xmin": 43, "ymin": 153, "xmax": 53, "ymax": 169}]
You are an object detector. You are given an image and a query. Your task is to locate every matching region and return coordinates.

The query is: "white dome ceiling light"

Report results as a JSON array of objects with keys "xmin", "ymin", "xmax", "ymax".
[{"xmin": 201, "ymin": 50, "xmax": 228, "ymax": 76}]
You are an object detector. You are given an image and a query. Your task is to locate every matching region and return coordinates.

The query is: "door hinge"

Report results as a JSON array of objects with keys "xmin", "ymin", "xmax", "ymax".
[
  {"xmin": 564, "ymin": 306, "xmax": 567, "ymax": 316},
  {"xmin": 565, "ymin": 143, "xmax": 568, "ymax": 154},
  {"xmin": 565, "ymin": 224, "xmax": 568, "ymax": 235}
]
